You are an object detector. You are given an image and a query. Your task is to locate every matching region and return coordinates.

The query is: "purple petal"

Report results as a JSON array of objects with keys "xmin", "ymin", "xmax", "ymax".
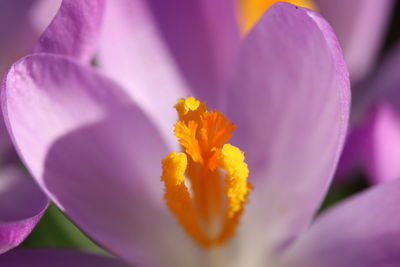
[
  {"xmin": 28, "ymin": 0, "xmax": 63, "ymax": 32},
  {"xmin": 0, "ymin": 0, "xmax": 60, "ymax": 161},
  {"xmin": 223, "ymin": 2, "xmax": 350, "ymax": 259},
  {"xmin": 363, "ymin": 103, "xmax": 400, "ymax": 183},
  {"xmin": 341, "ymin": 102, "xmax": 400, "ymax": 183},
  {"xmin": 0, "ymin": 249, "xmax": 131, "ymax": 266},
  {"xmin": 315, "ymin": 0, "xmax": 394, "ymax": 83},
  {"xmin": 33, "ymin": 0, "xmax": 104, "ymax": 63},
  {"xmin": 367, "ymin": 44, "xmax": 400, "ymax": 183},
  {"xmin": 98, "ymin": 0, "xmax": 190, "ymax": 146},
  {"xmin": 0, "ymin": 167, "xmax": 48, "ymax": 254},
  {"xmin": 335, "ymin": 122, "xmax": 369, "ymax": 181},
  {"xmin": 0, "ymin": 114, "xmax": 14, "ymax": 164},
  {"xmin": 3, "ymin": 54, "xmax": 207, "ymax": 266},
  {"xmin": 146, "ymin": 0, "xmax": 240, "ymax": 105},
  {"xmin": 0, "ymin": 0, "xmax": 35, "ymax": 73},
  {"xmin": 371, "ymin": 43, "xmax": 400, "ymax": 105},
  {"xmin": 281, "ymin": 179, "xmax": 400, "ymax": 267},
  {"xmin": 0, "ymin": 0, "xmax": 60, "ymax": 73}
]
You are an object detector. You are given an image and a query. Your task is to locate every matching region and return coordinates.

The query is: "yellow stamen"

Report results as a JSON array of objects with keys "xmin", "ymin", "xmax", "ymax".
[
  {"xmin": 219, "ymin": 144, "xmax": 250, "ymax": 218},
  {"xmin": 236, "ymin": 0, "xmax": 317, "ymax": 34},
  {"xmin": 161, "ymin": 97, "xmax": 252, "ymax": 247}
]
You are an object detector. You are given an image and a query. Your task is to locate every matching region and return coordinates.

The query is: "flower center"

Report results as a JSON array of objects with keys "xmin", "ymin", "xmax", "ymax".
[
  {"xmin": 161, "ymin": 97, "xmax": 252, "ymax": 247},
  {"xmin": 236, "ymin": 0, "xmax": 317, "ymax": 34}
]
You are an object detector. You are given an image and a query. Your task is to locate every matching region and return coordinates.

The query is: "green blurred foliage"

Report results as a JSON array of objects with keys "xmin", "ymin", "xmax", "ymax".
[
  {"xmin": 22, "ymin": 204, "xmax": 104, "ymax": 253},
  {"xmin": 319, "ymin": 173, "xmax": 369, "ymax": 213}
]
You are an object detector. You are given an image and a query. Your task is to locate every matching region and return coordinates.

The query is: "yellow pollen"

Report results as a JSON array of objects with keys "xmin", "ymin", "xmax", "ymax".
[
  {"xmin": 236, "ymin": 0, "xmax": 317, "ymax": 34},
  {"xmin": 184, "ymin": 96, "xmax": 201, "ymax": 111},
  {"xmin": 161, "ymin": 97, "xmax": 252, "ymax": 247},
  {"xmin": 219, "ymin": 144, "xmax": 250, "ymax": 218}
]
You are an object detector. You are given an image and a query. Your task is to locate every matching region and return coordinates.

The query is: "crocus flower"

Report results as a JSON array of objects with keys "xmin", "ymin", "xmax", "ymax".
[
  {"xmin": 0, "ymin": 0, "xmax": 62, "ymax": 255},
  {"xmin": 3, "ymin": 0, "xmax": 400, "ymax": 266}
]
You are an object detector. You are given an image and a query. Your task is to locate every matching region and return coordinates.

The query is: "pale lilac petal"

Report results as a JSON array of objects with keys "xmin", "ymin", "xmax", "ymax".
[
  {"xmin": 98, "ymin": 0, "xmax": 189, "ymax": 147},
  {"xmin": 315, "ymin": 0, "xmax": 394, "ymax": 83},
  {"xmin": 3, "ymin": 54, "xmax": 207, "ymax": 266},
  {"xmin": 0, "ymin": 167, "xmax": 48, "ymax": 254},
  {"xmin": 33, "ymin": 0, "xmax": 104, "ymax": 63},
  {"xmin": 0, "ymin": 249, "xmax": 131, "ymax": 267},
  {"xmin": 3, "ymin": 54, "xmax": 131, "ymax": 180},
  {"xmin": 280, "ymin": 179, "xmax": 400, "ymax": 267},
  {"xmin": 223, "ymin": 3, "xmax": 350, "ymax": 263}
]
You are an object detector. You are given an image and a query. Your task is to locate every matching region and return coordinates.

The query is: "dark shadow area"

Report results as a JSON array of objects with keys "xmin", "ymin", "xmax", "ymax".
[
  {"xmin": 319, "ymin": 172, "xmax": 369, "ymax": 213},
  {"xmin": 380, "ymin": 1, "xmax": 400, "ymax": 57}
]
